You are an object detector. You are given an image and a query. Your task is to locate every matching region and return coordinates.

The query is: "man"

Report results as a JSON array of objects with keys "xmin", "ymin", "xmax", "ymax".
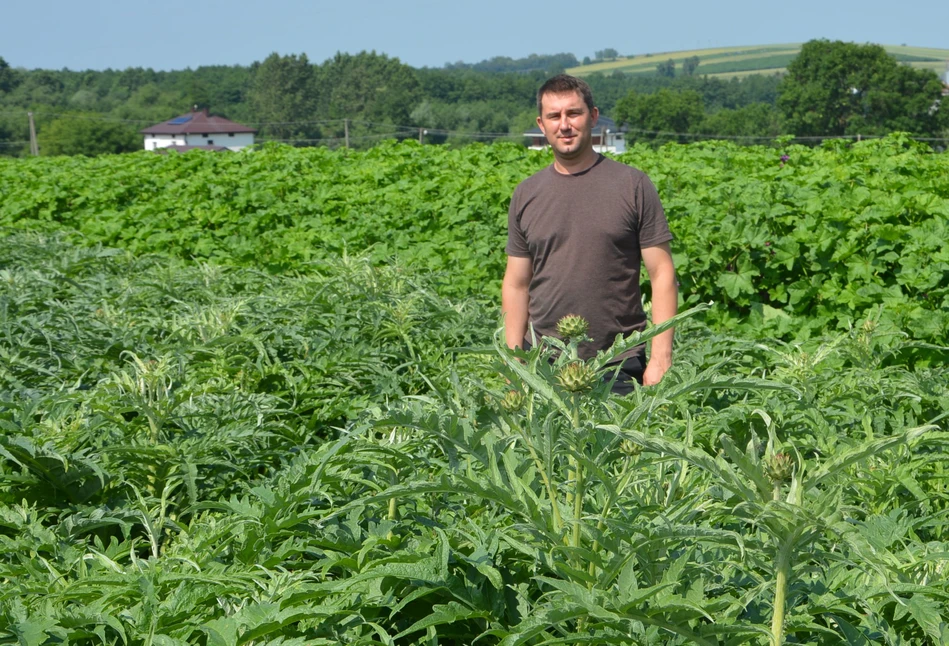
[{"xmin": 501, "ymin": 74, "xmax": 677, "ymax": 393}]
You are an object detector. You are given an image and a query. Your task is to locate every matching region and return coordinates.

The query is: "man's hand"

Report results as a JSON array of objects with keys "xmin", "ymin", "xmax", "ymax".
[{"xmin": 643, "ymin": 355, "xmax": 671, "ymax": 386}]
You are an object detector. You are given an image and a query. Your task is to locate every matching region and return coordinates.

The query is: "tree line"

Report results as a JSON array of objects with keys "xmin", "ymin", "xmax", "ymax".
[{"xmin": 0, "ymin": 40, "xmax": 946, "ymax": 156}]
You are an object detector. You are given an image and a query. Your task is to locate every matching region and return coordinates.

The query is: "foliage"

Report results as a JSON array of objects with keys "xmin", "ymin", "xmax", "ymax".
[
  {"xmin": 315, "ymin": 51, "xmax": 423, "ymax": 143},
  {"xmin": 1, "ymin": 137, "xmax": 947, "ymax": 348},
  {"xmin": 595, "ymin": 48, "xmax": 620, "ymax": 61},
  {"xmin": 0, "ymin": 56, "xmax": 21, "ymax": 94},
  {"xmin": 444, "ymin": 52, "xmax": 579, "ymax": 74},
  {"xmin": 39, "ymin": 113, "xmax": 140, "ymax": 156},
  {"xmin": 249, "ymin": 53, "xmax": 318, "ymax": 142},
  {"xmin": 1, "ymin": 234, "xmax": 947, "ymax": 644},
  {"xmin": 656, "ymin": 59, "xmax": 677, "ymax": 78},
  {"xmin": 696, "ymin": 103, "xmax": 783, "ymax": 139},
  {"xmin": 614, "ymin": 88, "xmax": 707, "ymax": 141},
  {"xmin": 682, "ymin": 56, "xmax": 700, "ymax": 76},
  {"xmin": 777, "ymin": 40, "xmax": 949, "ymax": 138}
]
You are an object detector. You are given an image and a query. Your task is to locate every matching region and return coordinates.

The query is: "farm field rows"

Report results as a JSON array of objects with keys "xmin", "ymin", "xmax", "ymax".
[
  {"xmin": 565, "ymin": 43, "xmax": 949, "ymax": 78},
  {"xmin": 1, "ymin": 137, "xmax": 948, "ymax": 644}
]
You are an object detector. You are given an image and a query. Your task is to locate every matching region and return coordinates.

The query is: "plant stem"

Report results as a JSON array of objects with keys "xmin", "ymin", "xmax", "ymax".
[
  {"xmin": 771, "ymin": 554, "xmax": 788, "ymax": 646},
  {"xmin": 570, "ymin": 398, "xmax": 583, "ymax": 551},
  {"xmin": 512, "ymin": 418, "xmax": 563, "ymax": 533},
  {"xmin": 771, "ymin": 528, "xmax": 801, "ymax": 646},
  {"xmin": 572, "ymin": 456, "xmax": 583, "ymax": 550},
  {"xmin": 387, "ymin": 467, "xmax": 398, "ymax": 541}
]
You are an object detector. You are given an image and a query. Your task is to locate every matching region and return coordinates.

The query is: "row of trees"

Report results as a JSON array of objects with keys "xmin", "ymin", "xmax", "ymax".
[
  {"xmin": 0, "ymin": 50, "xmax": 782, "ymax": 155},
  {"xmin": 0, "ymin": 40, "xmax": 946, "ymax": 156},
  {"xmin": 612, "ymin": 41, "xmax": 949, "ymax": 144}
]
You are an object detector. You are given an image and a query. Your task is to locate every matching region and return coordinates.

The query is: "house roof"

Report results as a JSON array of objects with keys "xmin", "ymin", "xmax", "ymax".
[
  {"xmin": 141, "ymin": 109, "xmax": 256, "ymax": 135},
  {"xmin": 524, "ymin": 114, "xmax": 623, "ymax": 137}
]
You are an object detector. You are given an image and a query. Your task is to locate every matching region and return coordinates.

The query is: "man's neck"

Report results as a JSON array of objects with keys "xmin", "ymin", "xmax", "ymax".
[{"xmin": 553, "ymin": 149, "xmax": 600, "ymax": 175}]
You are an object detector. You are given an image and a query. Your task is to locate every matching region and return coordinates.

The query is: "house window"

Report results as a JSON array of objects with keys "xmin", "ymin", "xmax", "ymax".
[
  {"xmin": 207, "ymin": 140, "xmax": 214, "ymax": 145},
  {"xmin": 228, "ymin": 133, "xmax": 235, "ymax": 137},
  {"xmin": 201, "ymin": 133, "xmax": 208, "ymax": 137}
]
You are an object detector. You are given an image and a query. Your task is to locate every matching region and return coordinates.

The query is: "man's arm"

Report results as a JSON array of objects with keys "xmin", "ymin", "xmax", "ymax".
[
  {"xmin": 641, "ymin": 242, "xmax": 677, "ymax": 385},
  {"xmin": 501, "ymin": 256, "xmax": 532, "ymax": 350}
]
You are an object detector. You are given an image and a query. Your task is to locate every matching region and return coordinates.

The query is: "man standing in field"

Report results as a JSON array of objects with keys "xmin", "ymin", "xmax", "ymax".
[{"xmin": 502, "ymin": 74, "xmax": 678, "ymax": 393}]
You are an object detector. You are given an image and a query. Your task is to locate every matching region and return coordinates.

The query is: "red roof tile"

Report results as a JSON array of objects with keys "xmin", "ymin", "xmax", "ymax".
[{"xmin": 141, "ymin": 109, "xmax": 256, "ymax": 135}]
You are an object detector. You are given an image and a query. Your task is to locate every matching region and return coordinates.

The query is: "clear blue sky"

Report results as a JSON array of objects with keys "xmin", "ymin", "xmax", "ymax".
[{"xmin": 2, "ymin": 0, "xmax": 947, "ymax": 71}]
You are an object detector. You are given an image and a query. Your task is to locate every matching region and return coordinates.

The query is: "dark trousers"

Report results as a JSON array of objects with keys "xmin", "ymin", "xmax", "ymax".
[
  {"xmin": 522, "ymin": 340, "xmax": 646, "ymax": 396},
  {"xmin": 606, "ymin": 351, "xmax": 646, "ymax": 395}
]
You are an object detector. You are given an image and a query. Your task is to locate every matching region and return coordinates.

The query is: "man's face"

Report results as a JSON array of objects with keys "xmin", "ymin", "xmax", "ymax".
[{"xmin": 537, "ymin": 91, "xmax": 598, "ymax": 160}]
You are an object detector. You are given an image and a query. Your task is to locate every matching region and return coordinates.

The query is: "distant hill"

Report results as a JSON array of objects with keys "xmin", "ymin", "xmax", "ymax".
[{"xmin": 567, "ymin": 44, "xmax": 949, "ymax": 79}]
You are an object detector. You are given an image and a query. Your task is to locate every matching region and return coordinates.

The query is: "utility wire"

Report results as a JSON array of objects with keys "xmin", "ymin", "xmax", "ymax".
[{"xmin": 3, "ymin": 109, "xmax": 949, "ymax": 145}]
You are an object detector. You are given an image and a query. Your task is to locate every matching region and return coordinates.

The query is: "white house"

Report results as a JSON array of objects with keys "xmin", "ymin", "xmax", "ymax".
[
  {"xmin": 141, "ymin": 109, "xmax": 256, "ymax": 152},
  {"xmin": 524, "ymin": 114, "xmax": 626, "ymax": 154}
]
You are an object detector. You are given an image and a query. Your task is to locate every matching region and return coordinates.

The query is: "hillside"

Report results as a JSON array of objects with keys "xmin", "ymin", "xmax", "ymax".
[{"xmin": 567, "ymin": 43, "xmax": 949, "ymax": 79}]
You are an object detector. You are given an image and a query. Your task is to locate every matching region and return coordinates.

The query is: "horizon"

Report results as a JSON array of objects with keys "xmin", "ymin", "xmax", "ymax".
[
  {"xmin": 4, "ymin": 41, "xmax": 949, "ymax": 75},
  {"xmin": 2, "ymin": 0, "xmax": 947, "ymax": 72}
]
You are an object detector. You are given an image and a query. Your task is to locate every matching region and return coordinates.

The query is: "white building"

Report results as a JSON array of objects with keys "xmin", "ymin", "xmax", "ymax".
[
  {"xmin": 524, "ymin": 114, "xmax": 626, "ymax": 154},
  {"xmin": 141, "ymin": 109, "xmax": 256, "ymax": 152}
]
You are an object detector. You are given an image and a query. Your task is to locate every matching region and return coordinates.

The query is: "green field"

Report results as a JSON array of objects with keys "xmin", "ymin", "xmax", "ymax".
[
  {"xmin": 568, "ymin": 43, "xmax": 949, "ymax": 78},
  {"xmin": 1, "ymin": 138, "xmax": 948, "ymax": 644}
]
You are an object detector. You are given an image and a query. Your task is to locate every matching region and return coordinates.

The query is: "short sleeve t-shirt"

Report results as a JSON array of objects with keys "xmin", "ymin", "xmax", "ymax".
[{"xmin": 506, "ymin": 155, "xmax": 672, "ymax": 360}]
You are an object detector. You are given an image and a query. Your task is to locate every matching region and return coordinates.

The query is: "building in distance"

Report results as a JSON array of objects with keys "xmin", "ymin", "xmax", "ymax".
[{"xmin": 141, "ymin": 108, "xmax": 256, "ymax": 152}]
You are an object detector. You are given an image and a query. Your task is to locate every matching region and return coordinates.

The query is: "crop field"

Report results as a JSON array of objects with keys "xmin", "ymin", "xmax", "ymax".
[
  {"xmin": 566, "ymin": 43, "xmax": 949, "ymax": 78},
  {"xmin": 1, "ymin": 137, "xmax": 948, "ymax": 644}
]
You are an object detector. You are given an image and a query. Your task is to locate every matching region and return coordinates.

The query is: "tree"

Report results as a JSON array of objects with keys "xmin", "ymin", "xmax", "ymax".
[
  {"xmin": 315, "ymin": 51, "xmax": 422, "ymax": 144},
  {"xmin": 682, "ymin": 56, "xmax": 700, "ymax": 77},
  {"xmin": 656, "ymin": 59, "xmax": 676, "ymax": 78},
  {"xmin": 40, "ymin": 114, "xmax": 140, "ymax": 156},
  {"xmin": 697, "ymin": 103, "xmax": 784, "ymax": 139},
  {"xmin": 613, "ymin": 88, "xmax": 705, "ymax": 142},
  {"xmin": 777, "ymin": 39, "xmax": 949, "ymax": 138},
  {"xmin": 595, "ymin": 48, "xmax": 619, "ymax": 61},
  {"xmin": 249, "ymin": 53, "xmax": 318, "ymax": 142},
  {"xmin": 0, "ymin": 56, "xmax": 22, "ymax": 94}
]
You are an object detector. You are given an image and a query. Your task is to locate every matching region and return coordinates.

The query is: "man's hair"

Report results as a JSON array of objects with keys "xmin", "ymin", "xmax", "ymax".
[{"xmin": 536, "ymin": 74, "xmax": 595, "ymax": 115}]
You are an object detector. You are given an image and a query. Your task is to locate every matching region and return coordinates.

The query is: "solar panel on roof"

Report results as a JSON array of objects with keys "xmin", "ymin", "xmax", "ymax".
[{"xmin": 168, "ymin": 116, "xmax": 192, "ymax": 125}]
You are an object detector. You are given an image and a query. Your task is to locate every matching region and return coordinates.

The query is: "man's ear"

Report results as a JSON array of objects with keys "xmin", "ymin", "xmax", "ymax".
[
  {"xmin": 591, "ymin": 106, "xmax": 599, "ymax": 127},
  {"xmin": 536, "ymin": 114, "xmax": 545, "ymax": 134}
]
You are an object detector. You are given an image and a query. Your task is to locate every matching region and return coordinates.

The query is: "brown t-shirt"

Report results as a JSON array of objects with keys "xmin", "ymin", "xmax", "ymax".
[{"xmin": 506, "ymin": 155, "xmax": 673, "ymax": 360}]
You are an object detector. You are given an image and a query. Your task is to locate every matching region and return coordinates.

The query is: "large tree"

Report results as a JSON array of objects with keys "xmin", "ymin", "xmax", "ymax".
[
  {"xmin": 613, "ymin": 88, "xmax": 705, "ymax": 142},
  {"xmin": 315, "ymin": 51, "xmax": 422, "ymax": 143},
  {"xmin": 249, "ymin": 53, "xmax": 318, "ymax": 142},
  {"xmin": 40, "ymin": 114, "xmax": 140, "ymax": 156},
  {"xmin": 0, "ymin": 56, "xmax": 21, "ymax": 94},
  {"xmin": 777, "ymin": 40, "xmax": 949, "ymax": 137}
]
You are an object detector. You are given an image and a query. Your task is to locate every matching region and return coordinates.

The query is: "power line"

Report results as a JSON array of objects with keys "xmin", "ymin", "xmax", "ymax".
[{"xmin": 3, "ymin": 109, "xmax": 949, "ymax": 147}]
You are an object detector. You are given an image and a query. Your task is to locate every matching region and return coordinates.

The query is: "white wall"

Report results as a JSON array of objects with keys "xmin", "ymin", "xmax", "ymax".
[
  {"xmin": 144, "ymin": 134, "xmax": 186, "ymax": 150},
  {"xmin": 143, "ymin": 132, "xmax": 255, "ymax": 151},
  {"xmin": 184, "ymin": 132, "xmax": 255, "ymax": 151}
]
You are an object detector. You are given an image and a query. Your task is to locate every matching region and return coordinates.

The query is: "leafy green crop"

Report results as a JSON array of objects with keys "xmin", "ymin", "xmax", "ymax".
[
  {"xmin": 1, "ymin": 135, "xmax": 946, "ymax": 348},
  {"xmin": 1, "ymin": 234, "xmax": 947, "ymax": 644}
]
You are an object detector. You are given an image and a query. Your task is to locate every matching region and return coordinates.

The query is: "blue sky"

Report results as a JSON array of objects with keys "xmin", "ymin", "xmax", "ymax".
[{"xmin": 2, "ymin": 0, "xmax": 947, "ymax": 71}]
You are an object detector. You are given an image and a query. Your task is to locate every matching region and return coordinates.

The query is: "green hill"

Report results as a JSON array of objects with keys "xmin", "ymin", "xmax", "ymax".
[{"xmin": 567, "ymin": 43, "xmax": 949, "ymax": 79}]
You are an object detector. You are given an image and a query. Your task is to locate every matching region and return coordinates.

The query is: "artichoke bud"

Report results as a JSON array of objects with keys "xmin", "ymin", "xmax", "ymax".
[
  {"xmin": 500, "ymin": 390, "xmax": 526, "ymax": 412},
  {"xmin": 556, "ymin": 314, "xmax": 590, "ymax": 341},
  {"xmin": 764, "ymin": 452, "xmax": 795, "ymax": 483},
  {"xmin": 620, "ymin": 439, "xmax": 643, "ymax": 457},
  {"xmin": 556, "ymin": 362, "xmax": 598, "ymax": 393}
]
